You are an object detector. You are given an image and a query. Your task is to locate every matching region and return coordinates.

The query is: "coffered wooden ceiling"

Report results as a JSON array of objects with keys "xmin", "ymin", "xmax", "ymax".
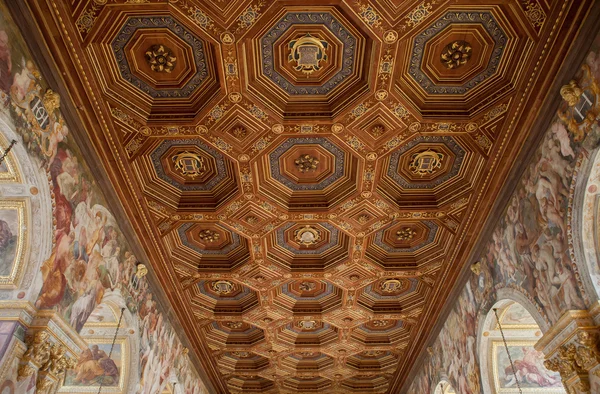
[{"xmin": 20, "ymin": 0, "xmax": 595, "ymax": 392}]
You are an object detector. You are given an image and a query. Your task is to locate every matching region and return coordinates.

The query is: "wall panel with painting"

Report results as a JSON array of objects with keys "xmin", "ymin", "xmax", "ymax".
[
  {"xmin": 407, "ymin": 32, "xmax": 600, "ymax": 394},
  {"xmin": 0, "ymin": 1, "xmax": 212, "ymax": 392}
]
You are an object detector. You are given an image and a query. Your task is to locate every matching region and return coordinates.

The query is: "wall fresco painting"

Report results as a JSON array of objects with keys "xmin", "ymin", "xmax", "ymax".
[
  {"xmin": 499, "ymin": 303, "xmax": 538, "ymax": 327},
  {"xmin": 493, "ymin": 343, "xmax": 562, "ymax": 391},
  {"xmin": 0, "ymin": 1, "xmax": 209, "ymax": 392},
  {"xmin": 0, "ymin": 200, "xmax": 26, "ymax": 287},
  {"xmin": 63, "ymin": 341, "xmax": 123, "ymax": 390},
  {"xmin": 408, "ymin": 32, "xmax": 600, "ymax": 394}
]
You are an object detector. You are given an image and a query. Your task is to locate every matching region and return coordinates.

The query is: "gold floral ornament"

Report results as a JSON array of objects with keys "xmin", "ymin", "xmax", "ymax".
[
  {"xmin": 225, "ymin": 321, "xmax": 243, "ymax": 329},
  {"xmin": 357, "ymin": 214, "xmax": 371, "ymax": 224},
  {"xmin": 211, "ymin": 280, "xmax": 234, "ymax": 294},
  {"xmin": 370, "ymin": 124, "xmax": 385, "ymax": 138},
  {"xmin": 288, "ymin": 33, "xmax": 329, "ymax": 76},
  {"xmin": 372, "ymin": 320, "xmax": 389, "ymax": 327},
  {"xmin": 299, "ymin": 281, "xmax": 316, "ymax": 291},
  {"xmin": 294, "ymin": 225, "xmax": 321, "ymax": 246},
  {"xmin": 172, "ymin": 151, "xmax": 206, "ymax": 179},
  {"xmin": 396, "ymin": 227, "xmax": 416, "ymax": 241},
  {"xmin": 145, "ymin": 44, "xmax": 177, "ymax": 73},
  {"xmin": 409, "ymin": 149, "xmax": 444, "ymax": 177},
  {"xmin": 245, "ymin": 215, "xmax": 258, "ymax": 225},
  {"xmin": 441, "ymin": 40, "xmax": 472, "ymax": 69},
  {"xmin": 198, "ymin": 229, "xmax": 220, "ymax": 243},
  {"xmin": 42, "ymin": 89, "xmax": 60, "ymax": 115},
  {"xmin": 295, "ymin": 154, "xmax": 319, "ymax": 172},
  {"xmin": 231, "ymin": 126, "xmax": 247, "ymax": 139}
]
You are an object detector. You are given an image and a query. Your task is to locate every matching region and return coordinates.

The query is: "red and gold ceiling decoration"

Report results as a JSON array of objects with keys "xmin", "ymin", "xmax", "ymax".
[{"xmin": 25, "ymin": 0, "xmax": 594, "ymax": 392}]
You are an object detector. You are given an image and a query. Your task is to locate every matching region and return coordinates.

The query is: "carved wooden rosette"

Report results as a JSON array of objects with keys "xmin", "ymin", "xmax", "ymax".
[{"xmin": 536, "ymin": 307, "xmax": 600, "ymax": 394}]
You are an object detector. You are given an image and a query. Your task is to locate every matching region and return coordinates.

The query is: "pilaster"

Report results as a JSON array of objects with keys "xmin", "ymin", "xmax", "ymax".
[
  {"xmin": 535, "ymin": 306, "xmax": 600, "ymax": 393},
  {"xmin": 0, "ymin": 302, "xmax": 85, "ymax": 394}
]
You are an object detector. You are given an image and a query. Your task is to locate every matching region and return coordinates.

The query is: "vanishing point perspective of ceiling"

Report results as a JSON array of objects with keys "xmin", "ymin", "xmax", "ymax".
[{"xmin": 22, "ymin": 0, "xmax": 593, "ymax": 392}]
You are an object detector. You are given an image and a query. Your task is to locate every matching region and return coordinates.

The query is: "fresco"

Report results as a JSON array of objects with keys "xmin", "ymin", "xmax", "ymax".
[
  {"xmin": 0, "ymin": 207, "xmax": 18, "ymax": 277},
  {"xmin": 500, "ymin": 303, "xmax": 538, "ymax": 326},
  {"xmin": 0, "ymin": 2, "xmax": 209, "ymax": 393},
  {"xmin": 65, "ymin": 342, "xmax": 122, "ymax": 387},
  {"xmin": 579, "ymin": 39, "xmax": 600, "ymax": 297},
  {"xmin": 494, "ymin": 344, "xmax": 562, "ymax": 390},
  {"xmin": 407, "ymin": 32, "xmax": 600, "ymax": 394}
]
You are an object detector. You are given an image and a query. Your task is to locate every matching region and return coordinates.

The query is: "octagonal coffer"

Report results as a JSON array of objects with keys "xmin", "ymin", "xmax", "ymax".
[
  {"xmin": 136, "ymin": 138, "xmax": 240, "ymax": 211},
  {"xmin": 266, "ymin": 222, "xmax": 351, "ymax": 271},
  {"xmin": 241, "ymin": 5, "xmax": 377, "ymax": 119},
  {"xmin": 218, "ymin": 351, "xmax": 270, "ymax": 374},
  {"xmin": 167, "ymin": 223, "xmax": 251, "ymax": 272},
  {"xmin": 377, "ymin": 135, "xmax": 475, "ymax": 209},
  {"xmin": 341, "ymin": 375, "xmax": 391, "ymax": 392},
  {"xmin": 227, "ymin": 376, "xmax": 274, "ymax": 392},
  {"xmin": 283, "ymin": 376, "xmax": 333, "ymax": 392},
  {"xmin": 272, "ymin": 279, "xmax": 344, "ymax": 314},
  {"xmin": 346, "ymin": 350, "xmax": 399, "ymax": 372},
  {"xmin": 256, "ymin": 137, "xmax": 361, "ymax": 211},
  {"xmin": 395, "ymin": 7, "xmax": 525, "ymax": 116},
  {"xmin": 351, "ymin": 319, "xmax": 411, "ymax": 347},
  {"xmin": 356, "ymin": 278, "xmax": 425, "ymax": 314},
  {"xmin": 192, "ymin": 280, "xmax": 259, "ymax": 315},
  {"xmin": 89, "ymin": 9, "xmax": 223, "ymax": 121},
  {"xmin": 203, "ymin": 320, "xmax": 265, "ymax": 346},
  {"xmin": 275, "ymin": 320, "xmax": 339, "ymax": 347},
  {"xmin": 281, "ymin": 352, "xmax": 334, "ymax": 373}
]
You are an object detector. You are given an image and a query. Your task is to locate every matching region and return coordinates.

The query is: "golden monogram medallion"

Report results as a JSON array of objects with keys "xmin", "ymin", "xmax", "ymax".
[{"xmin": 172, "ymin": 151, "xmax": 206, "ymax": 179}]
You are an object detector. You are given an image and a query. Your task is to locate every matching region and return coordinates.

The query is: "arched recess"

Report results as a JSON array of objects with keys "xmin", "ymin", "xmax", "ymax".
[
  {"xmin": 433, "ymin": 380, "xmax": 456, "ymax": 394},
  {"xmin": 572, "ymin": 144, "xmax": 600, "ymax": 300},
  {"xmin": 479, "ymin": 299, "xmax": 564, "ymax": 394},
  {"xmin": 0, "ymin": 116, "xmax": 53, "ymax": 299}
]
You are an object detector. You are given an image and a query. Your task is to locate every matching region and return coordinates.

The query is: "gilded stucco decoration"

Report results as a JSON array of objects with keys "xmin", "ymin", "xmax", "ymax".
[
  {"xmin": 288, "ymin": 33, "xmax": 329, "ymax": 75},
  {"xmin": 440, "ymin": 40, "xmax": 472, "ymax": 69},
  {"xmin": 172, "ymin": 151, "xmax": 206, "ymax": 179},
  {"xmin": 294, "ymin": 225, "xmax": 321, "ymax": 246},
  {"xmin": 409, "ymin": 150, "xmax": 444, "ymax": 177},
  {"xmin": 294, "ymin": 154, "xmax": 320, "ymax": 173},
  {"xmin": 145, "ymin": 44, "xmax": 177, "ymax": 73}
]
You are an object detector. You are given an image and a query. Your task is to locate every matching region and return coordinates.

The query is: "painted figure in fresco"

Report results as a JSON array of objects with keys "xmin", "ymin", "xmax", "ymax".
[
  {"xmin": 503, "ymin": 347, "xmax": 561, "ymax": 388},
  {"xmin": 0, "ymin": 13, "xmax": 209, "ymax": 393},
  {"xmin": 0, "ymin": 219, "xmax": 14, "ymax": 260},
  {"xmin": 0, "ymin": 30, "xmax": 11, "ymax": 94},
  {"xmin": 73, "ymin": 345, "xmax": 119, "ymax": 385}
]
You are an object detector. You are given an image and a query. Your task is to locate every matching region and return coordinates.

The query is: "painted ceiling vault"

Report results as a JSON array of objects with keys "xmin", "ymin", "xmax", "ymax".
[{"xmin": 22, "ymin": 0, "xmax": 594, "ymax": 392}]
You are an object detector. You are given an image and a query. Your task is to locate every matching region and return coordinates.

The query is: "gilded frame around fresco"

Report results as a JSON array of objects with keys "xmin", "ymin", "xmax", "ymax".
[
  {"xmin": 0, "ymin": 199, "xmax": 28, "ymax": 288},
  {"xmin": 492, "ymin": 340, "xmax": 564, "ymax": 393},
  {"xmin": 59, "ymin": 336, "xmax": 129, "ymax": 393},
  {"xmin": 0, "ymin": 132, "xmax": 20, "ymax": 184}
]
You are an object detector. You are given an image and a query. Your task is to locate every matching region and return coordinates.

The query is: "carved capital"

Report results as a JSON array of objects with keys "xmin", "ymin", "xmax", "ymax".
[
  {"xmin": 17, "ymin": 328, "xmax": 78, "ymax": 393},
  {"xmin": 542, "ymin": 327, "xmax": 600, "ymax": 393},
  {"xmin": 17, "ymin": 330, "xmax": 52, "ymax": 381}
]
